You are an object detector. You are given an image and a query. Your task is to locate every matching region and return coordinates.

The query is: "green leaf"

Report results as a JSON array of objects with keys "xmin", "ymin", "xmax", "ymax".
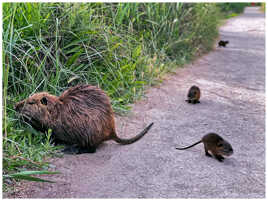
[
  {"xmin": 133, "ymin": 45, "xmax": 142, "ymax": 59},
  {"xmin": 4, "ymin": 170, "xmax": 60, "ymax": 183},
  {"xmin": 66, "ymin": 50, "xmax": 82, "ymax": 66},
  {"xmin": 6, "ymin": 174, "xmax": 55, "ymax": 183}
]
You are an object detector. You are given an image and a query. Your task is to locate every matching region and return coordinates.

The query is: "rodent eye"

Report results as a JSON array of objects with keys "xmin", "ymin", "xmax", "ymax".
[
  {"xmin": 40, "ymin": 97, "xmax": 48, "ymax": 105},
  {"xmin": 28, "ymin": 101, "xmax": 35, "ymax": 105},
  {"xmin": 217, "ymin": 143, "xmax": 223, "ymax": 147}
]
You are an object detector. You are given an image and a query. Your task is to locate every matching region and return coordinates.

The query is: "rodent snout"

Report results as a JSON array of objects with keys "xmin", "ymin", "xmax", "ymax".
[
  {"xmin": 223, "ymin": 147, "xmax": 233, "ymax": 156},
  {"xmin": 14, "ymin": 101, "xmax": 24, "ymax": 112},
  {"xmin": 229, "ymin": 147, "xmax": 234, "ymax": 155}
]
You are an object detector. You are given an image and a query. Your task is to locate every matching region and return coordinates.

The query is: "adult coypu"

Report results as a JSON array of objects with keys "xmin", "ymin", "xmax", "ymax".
[
  {"xmin": 176, "ymin": 133, "xmax": 233, "ymax": 162},
  {"xmin": 218, "ymin": 40, "xmax": 229, "ymax": 47},
  {"xmin": 185, "ymin": 85, "xmax": 201, "ymax": 104},
  {"xmin": 15, "ymin": 84, "xmax": 154, "ymax": 154}
]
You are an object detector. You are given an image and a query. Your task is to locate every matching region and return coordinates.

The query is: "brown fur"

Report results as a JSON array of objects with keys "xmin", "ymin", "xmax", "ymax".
[
  {"xmin": 176, "ymin": 133, "xmax": 233, "ymax": 162},
  {"xmin": 185, "ymin": 85, "xmax": 201, "ymax": 104},
  {"xmin": 15, "ymin": 85, "xmax": 154, "ymax": 154}
]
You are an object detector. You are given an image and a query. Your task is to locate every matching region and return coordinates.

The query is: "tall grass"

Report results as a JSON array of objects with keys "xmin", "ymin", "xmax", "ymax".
[
  {"xmin": 3, "ymin": 2, "xmax": 243, "ymax": 188},
  {"xmin": 216, "ymin": 3, "xmax": 248, "ymax": 18}
]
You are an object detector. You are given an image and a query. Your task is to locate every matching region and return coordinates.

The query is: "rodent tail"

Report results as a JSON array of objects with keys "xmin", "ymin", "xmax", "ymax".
[
  {"xmin": 175, "ymin": 140, "xmax": 202, "ymax": 150},
  {"xmin": 112, "ymin": 122, "xmax": 154, "ymax": 145}
]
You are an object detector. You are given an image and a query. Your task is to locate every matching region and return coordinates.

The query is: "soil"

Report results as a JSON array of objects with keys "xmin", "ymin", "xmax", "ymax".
[{"xmin": 5, "ymin": 7, "xmax": 265, "ymax": 198}]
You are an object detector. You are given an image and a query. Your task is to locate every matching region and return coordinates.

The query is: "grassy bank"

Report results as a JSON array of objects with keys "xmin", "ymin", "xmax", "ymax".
[
  {"xmin": 2, "ymin": 2, "xmax": 248, "ymax": 187},
  {"xmin": 260, "ymin": 3, "xmax": 265, "ymax": 12}
]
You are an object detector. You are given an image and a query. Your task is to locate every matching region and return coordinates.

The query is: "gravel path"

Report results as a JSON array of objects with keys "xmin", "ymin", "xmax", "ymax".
[{"xmin": 8, "ymin": 7, "xmax": 265, "ymax": 198}]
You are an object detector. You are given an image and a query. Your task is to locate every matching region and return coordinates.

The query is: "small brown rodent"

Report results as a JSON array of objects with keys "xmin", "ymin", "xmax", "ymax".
[
  {"xmin": 15, "ymin": 84, "xmax": 154, "ymax": 154},
  {"xmin": 218, "ymin": 40, "xmax": 229, "ymax": 47},
  {"xmin": 185, "ymin": 85, "xmax": 201, "ymax": 104},
  {"xmin": 176, "ymin": 133, "xmax": 233, "ymax": 162}
]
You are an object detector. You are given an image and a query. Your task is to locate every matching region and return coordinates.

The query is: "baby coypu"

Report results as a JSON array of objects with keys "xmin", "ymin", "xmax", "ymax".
[
  {"xmin": 218, "ymin": 40, "xmax": 229, "ymax": 47},
  {"xmin": 15, "ymin": 84, "xmax": 154, "ymax": 154},
  {"xmin": 176, "ymin": 133, "xmax": 233, "ymax": 162},
  {"xmin": 185, "ymin": 85, "xmax": 201, "ymax": 104}
]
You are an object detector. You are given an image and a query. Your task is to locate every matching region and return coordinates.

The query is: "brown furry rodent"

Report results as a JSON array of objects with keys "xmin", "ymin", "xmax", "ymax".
[
  {"xmin": 218, "ymin": 40, "xmax": 229, "ymax": 47},
  {"xmin": 176, "ymin": 133, "xmax": 233, "ymax": 162},
  {"xmin": 15, "ymin": 84, "xmax": 154, "ymax": 154},
  {"xmin": 185, "ymin": 85, "xmax": 201, "ymax": 104}
]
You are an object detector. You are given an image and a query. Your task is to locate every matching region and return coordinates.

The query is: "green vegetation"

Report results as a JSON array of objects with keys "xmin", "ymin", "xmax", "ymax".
[
  {"xmin": 216, "ymin": 3, "xmax": 248, "ymax": 18},
  {"xmin": 2, "ymin": 2, "xmax": 248, "ymax": 189},
  {"xmin": 4, "ymin": 170, "xmax": 60, "ymax": 183},
  {"xmin": 260, "ymin": 3, "xmax": 265, "ymax": 12}
]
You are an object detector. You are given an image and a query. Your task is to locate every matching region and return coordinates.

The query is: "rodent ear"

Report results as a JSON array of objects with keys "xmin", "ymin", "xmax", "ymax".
[{"xmin": 40, "ymin": 97, "xmax": 48, "ymax": 105}]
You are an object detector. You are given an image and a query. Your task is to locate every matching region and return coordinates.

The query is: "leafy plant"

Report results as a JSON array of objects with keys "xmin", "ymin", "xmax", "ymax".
[{"xmin": 4, "ymin": 171, "xmax": 60, "ymax": 183}]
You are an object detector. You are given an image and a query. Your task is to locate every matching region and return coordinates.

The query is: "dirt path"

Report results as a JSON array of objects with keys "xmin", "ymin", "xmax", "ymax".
[{"xmin": 10, "ymin": 7, "xmax": 265, "ymax": 198}]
